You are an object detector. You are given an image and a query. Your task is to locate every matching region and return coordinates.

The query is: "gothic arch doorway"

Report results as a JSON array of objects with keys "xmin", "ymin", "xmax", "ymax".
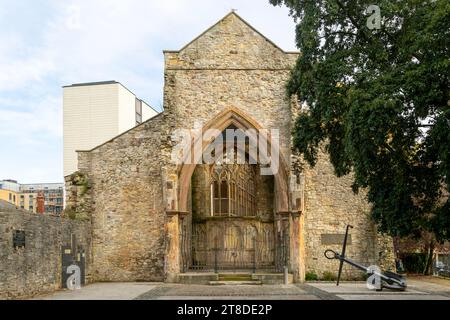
[
  {"xmin": 177, "ymin": 107, "xmax": 290, "ymax": 213},
  {"xmin": 174, "ymin": 107, "xmax": 291, "ymax": 273},
  {"xmin": 190, "ymin": 160, "xmax": 276, "ymax": 270}
]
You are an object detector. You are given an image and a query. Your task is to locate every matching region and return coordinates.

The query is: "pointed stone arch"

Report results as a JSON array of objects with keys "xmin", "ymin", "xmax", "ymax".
[{"xmin": 176, "ymin": 106, "xmax": 290, "ymax": 213}]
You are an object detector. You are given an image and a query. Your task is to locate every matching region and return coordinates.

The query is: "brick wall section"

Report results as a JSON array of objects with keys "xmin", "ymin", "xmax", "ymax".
[{"xmin": 0, "ymin": 209, "xmax": 91, "ymax": 299}]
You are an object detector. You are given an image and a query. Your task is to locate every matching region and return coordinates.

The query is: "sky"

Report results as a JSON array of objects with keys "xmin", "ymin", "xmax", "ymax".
[{"xmin": 0, "ymin": 0, "xmax": 297, "ymax": 184}]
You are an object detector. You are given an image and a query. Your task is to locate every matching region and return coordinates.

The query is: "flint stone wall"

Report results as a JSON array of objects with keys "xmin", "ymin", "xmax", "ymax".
[
  {"xmin": 0, "ymin": 209, "xmax": 91, "ymax": 299},
  {"xmin": 75, "ymin": 113, "xmax": 173, "ymax": 282},
  {"xmin": 301, "ymin": 146, "xmax": 395, "ymax": 279}
]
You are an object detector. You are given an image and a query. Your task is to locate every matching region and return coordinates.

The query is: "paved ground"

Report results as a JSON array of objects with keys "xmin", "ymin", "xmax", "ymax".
[
  {"xmin": 305, "ymin": 280, "xmax": 450, "ymax": 300},
  {"xmin": 34, "ymin": 282, "xmax": 160, "ymax": 300},
  {"xmin": 135, "ymin": 284, "xmax": 319, "ymax": 300},
  {"xmin": 33, "ymin": 276, "xmax": 450, "ymax": 300}
]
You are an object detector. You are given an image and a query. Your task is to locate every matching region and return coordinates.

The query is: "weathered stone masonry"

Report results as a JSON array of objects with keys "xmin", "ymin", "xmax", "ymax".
[
  {"xmin": 0, "ymin": 208, "xmax": 91, "ymax": 299},
  {"xmin": 74, "ymin": 113, "xmax": 173, "ymax": 282},
  {"xmin": 66, "ymin": 12, "xmax": 394, "ymax": 283}
]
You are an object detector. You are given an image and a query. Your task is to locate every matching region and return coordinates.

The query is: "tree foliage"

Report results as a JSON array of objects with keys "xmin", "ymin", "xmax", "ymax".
[{"xmin": 270, "ymin": 0, "xmax": 449, "ymax": 241}]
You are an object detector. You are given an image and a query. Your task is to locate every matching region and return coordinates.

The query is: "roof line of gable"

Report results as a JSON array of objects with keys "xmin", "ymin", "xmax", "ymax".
[
  {"xmin": 164, "ymin": 11, "xmax": 299, "ymax": 55},
  {"xmin": 73, "ymin": 111, "xmax": 165, "ymax": 157}
]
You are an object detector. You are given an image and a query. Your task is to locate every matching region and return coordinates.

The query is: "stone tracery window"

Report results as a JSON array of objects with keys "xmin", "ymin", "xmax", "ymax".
[{"xmin": 211, "ymin": 163, "xmax": 256, "ymax": 217}]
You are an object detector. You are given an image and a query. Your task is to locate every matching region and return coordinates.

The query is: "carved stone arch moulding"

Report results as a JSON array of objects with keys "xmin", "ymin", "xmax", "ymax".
[{"xmin": 177, "ymin": 106, "xmax": 290, "ymax": 213}]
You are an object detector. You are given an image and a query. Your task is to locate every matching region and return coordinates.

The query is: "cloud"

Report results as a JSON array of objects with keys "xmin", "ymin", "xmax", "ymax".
[
  {"xmin": 0, "ymin": 0, "xmax": 297, "ymax": 183},
  {"xmin": 0, "ymin": 95, "xmax": 62, "ymax": 143},
  {"xmin": 0, "ymin": 1, "xmax": 296, "ymax": 92},
  {"xmin": 0, "ymin": 93, "xmax": 63, "ymax": 183}
]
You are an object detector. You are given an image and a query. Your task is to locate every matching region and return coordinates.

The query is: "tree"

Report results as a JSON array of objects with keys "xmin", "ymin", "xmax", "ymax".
[{"xmin": 270, "ymin": 0, "xmax": 449, "ymax": 245}]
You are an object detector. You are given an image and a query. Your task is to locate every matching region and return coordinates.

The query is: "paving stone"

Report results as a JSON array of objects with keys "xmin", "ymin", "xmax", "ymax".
[
  {"xmin": 30, "ymin": 279, "xmax": 450, "ymax": 300},
  {"xmin": 338, "ymin": 294, "xmax": 450, "ymax": 300},
  {"xmin": 135, "ymin": 284, "xmax": 309, "ymax": 300}
]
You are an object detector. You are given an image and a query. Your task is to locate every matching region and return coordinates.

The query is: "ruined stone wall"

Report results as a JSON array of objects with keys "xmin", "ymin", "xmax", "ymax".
[
  {"xmin": 192, "ymin": 165, "xmax": 211, "ymax": 219},
  {"xmin": 164, "ymin": 13, "xmax": 297, "ymax": 70},
  {"xmin": 163, "ymin": 69, "xmax": 294, "ymax": 163},
  {"xmin": 256, "ymin": 175, "xmax": 275, "ymax": 219},
  {"xmin": 74, "ymin": 113, "xmax": 175, "ymax": 282},
  {"xmin": 162, "ymin": 15, "xmax": 298, "ymax": 166},
  {"xmin": 0, "ymin": 209, "xmax": 91, "ymax": 299},
  {"xmin": 301, "ymin": 145, "xmax": 394, "ymax": 279}
]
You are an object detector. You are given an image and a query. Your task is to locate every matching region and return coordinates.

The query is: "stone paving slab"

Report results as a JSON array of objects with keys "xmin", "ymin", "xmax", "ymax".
[
  {"xmin": 338, "ymin": 294, "xmax": 450, "ymax": 300},
  {"xmin": 306, "ymin": 282, "xmax": 426, "ymax": 294},
  {"xmin": 31, "ymin": 278, "xmax": 450, "ymax": 300},
  {"xmin": 153, "ymin": 295, "xmax": 319, "ymax": 300},
  {"xmin": 305, "ymin": 281, "xmax": 450, "ymax": 300},
  {"xmin": 407, "ymin": 278, "xmax": 450, "ymax": 296},
  {"xmin": 33, "ymin": 282, "xmax": 159, "ymax": 300},
  {"xmin": 135, "ymin": 284, "xmax": 310, "ymax": 300}
]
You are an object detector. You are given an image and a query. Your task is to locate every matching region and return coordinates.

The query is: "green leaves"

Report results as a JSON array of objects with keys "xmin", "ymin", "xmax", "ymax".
[{"xmin": 272, "ymin": 0, "xmax": 450, "ymax": 241}]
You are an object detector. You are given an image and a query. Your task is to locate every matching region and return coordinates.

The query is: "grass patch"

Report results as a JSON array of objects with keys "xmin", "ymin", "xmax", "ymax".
[{"xmin": 305, "ymin": 271, "xmax": 318, "ymax": 281}]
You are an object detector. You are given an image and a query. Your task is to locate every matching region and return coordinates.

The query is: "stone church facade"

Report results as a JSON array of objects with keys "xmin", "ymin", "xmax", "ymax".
[{"xmin": 65, "ymin": 12, "xmax": 395, "ymax": 283}]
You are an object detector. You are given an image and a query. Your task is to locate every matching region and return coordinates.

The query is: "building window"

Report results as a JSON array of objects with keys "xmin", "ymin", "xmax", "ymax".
[
  {"xmin": 212, "ymin": 179, "xmax": 230, "ymax": 216},
  {"xmin": 135, "ymin": 99, "xmax": 143, "ymax": 125},
  {"xmin": 211, "ymin": 164, "xmax": 256, "ymax": 217}
]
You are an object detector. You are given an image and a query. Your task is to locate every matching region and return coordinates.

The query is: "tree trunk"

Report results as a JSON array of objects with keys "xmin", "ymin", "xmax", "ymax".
[{"xmin": 423, "ymin": 240, "xmax": 435, "ymax": 276}]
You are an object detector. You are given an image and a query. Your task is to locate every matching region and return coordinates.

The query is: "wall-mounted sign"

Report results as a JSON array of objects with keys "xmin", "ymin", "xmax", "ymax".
[
  {"xmin": 13, "ymin": 230, "xmax": 25, "ymax": 248},
  {"xmin": 321, "ymin": 233, "xmax": 352, "ymax": 245}
]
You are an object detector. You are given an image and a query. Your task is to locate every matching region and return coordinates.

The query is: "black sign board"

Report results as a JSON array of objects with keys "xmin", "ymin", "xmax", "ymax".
[
  {"xmin": 61, "ymin": 241, "xmax": 86, "ymax": 288},
  {"xmin": 13, "ymin": 230, "xmax": 25, "ymax": 248}
]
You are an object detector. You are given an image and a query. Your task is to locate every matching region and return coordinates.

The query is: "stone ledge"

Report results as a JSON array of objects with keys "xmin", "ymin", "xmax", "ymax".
[
  {"xmin": 165, "ymin": 210, "xmax": 190, "ymax": 217},
  {"xmin": 178, "ymin": 273, "xmax": 219, "ymax": 284},
  {"xmin": 252, "ymin": 273, "xmax": 294, "ymax": 284},
  {"xmin": 209, "ymin": 280, "xmax": 262, "ymax": 285}
]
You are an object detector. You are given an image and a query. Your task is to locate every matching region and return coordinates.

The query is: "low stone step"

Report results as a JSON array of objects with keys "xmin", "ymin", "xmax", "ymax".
[
  {"xmin": 209, "ymin": 280, "xmax": 262, "ymax": 286},
  {"xmin": 178, "ymin": 273, "xmax": 218, "ymax": 284},
  {"xmin": 218, "ymin": 274, "xmax": 252, "ymax": 281},
  {"xmin": 251, "ymin": 273, "xmax": 293, "ymax": 284},
  {"xmin": 178, "ymin": 272, "xmax": 292, "ymax": 285}
]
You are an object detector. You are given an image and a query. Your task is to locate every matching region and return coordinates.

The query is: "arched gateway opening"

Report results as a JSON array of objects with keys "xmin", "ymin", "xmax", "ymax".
[
  {"xmin": 188, "ymin": 151, "xmax": 277, "ymax": 271},
  {"xmin": 166, "ymin": 107, "xmax": 295, "ymax": 279}
]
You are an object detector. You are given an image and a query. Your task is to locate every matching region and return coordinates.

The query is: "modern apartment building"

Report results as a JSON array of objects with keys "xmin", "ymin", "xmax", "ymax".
[
  {"xmin": 63, "ymin": 80, "xmax": 158, "ymax": 177},
  {"xmin": 0, "ymin": 180, "xmax": 64, "ymax": 215},
  {"xmin": 0, "ymin": 180, "xmax": 19, "ymax": 207},
  {"xmin": 21, "ymin": 183, "xmax": 64, "ymax": 215}
]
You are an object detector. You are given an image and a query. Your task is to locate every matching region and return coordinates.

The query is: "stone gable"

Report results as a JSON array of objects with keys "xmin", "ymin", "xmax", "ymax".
[{"xmin": 164, "ymin": 12, "xmax": 298, "ymax": 70}]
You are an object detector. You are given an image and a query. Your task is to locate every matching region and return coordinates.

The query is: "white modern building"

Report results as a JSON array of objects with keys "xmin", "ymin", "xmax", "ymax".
[{"xmin": 63, "ymin": 81, "xmax": 158, "ymax": 177}]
